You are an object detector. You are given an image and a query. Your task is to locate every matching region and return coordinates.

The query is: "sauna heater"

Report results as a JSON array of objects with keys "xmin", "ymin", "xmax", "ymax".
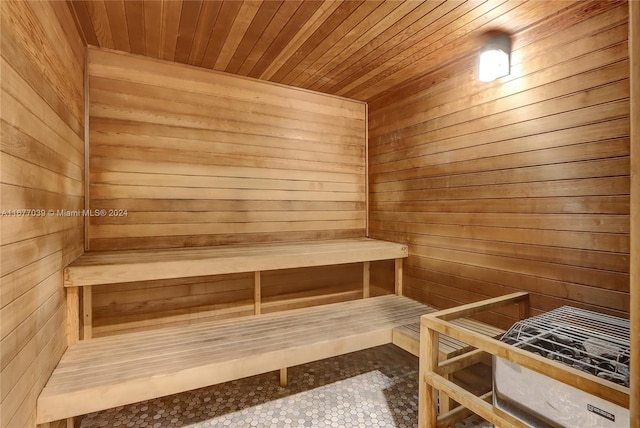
[{"xmin": 493, "ymin": 306, "xmax": 630, "ymax": 427}]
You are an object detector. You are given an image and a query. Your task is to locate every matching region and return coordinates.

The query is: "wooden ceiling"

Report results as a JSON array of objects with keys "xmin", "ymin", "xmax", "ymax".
[{"xmin": 70, "ymin": 0, "xmax": 576, "ymax": 101}]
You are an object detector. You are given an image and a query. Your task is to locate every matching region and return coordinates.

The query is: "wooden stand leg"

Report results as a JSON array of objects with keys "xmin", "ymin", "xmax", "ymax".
[
  {"xmin": 36, "ymin": 415, "xmax": 76, "ymax": 427},
  {"xmin": 66, "ymin": 287, "xmax": 79, "ymax": 346},
  {"xmin": 439, "ymin": 374, "xmax": 452, "ymax": 414},
  {"xmin": 418, "ymin": 318, "xmax": 438, "ymax": 428},
  {"xmin": 362, "ymin": 261, "xmax": 370, "ymax": 298},
  {"xmin": 254, "ymin": 271, "xmax": 261, "ymax": 315},
  {"xmin": 395, "ymin": 258, "xmax": 403, "ymax": 296},
  {"xmin": 83, "ymin": 286, "xmax": 92, "ymax": 340},
  {"xmin": 279, "ymin": 367, "xmax": 288, "ymax": 387}
]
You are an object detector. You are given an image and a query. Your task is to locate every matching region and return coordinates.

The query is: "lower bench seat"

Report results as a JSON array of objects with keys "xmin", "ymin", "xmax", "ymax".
[{"xmin": 37, "ymin": 295, "xmax": 430, "ymax": 424}]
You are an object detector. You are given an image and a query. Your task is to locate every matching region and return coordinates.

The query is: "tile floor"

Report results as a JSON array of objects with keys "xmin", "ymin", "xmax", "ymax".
[{"xmin": 79, "ymin": 344, "xmax": 491, "ymax": 428}]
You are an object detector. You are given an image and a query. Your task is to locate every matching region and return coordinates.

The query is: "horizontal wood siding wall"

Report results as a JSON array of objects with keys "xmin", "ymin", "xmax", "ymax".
[
  {"xmin": 0, "ymin": 1, "xmax": 85, "ymax": 427},
  {"xmin": 368, "ymin": 1, "xmax": 630, "ymax": 328},
  {"xmin": 87, "ymin": 47, "xmax": 366, "ymax": 250},
  {"xmin": 87, "ymin": 48, "xmax": 369, "ymax": 335},
  {"xmin": 92, "ymin": 260, "xmax": 396, "ymax": 337}
]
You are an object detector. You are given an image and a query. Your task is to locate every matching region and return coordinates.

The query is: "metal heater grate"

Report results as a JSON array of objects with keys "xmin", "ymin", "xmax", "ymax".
[{"xmin": 500, "ymin": 306, "xmax": 630, "ymax": 387}]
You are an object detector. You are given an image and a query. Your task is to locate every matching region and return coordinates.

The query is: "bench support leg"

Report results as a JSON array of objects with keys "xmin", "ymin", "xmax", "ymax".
[
  {"xmin": 254, "ymin": 271, "xmax": 261, "ymax": 315},
  {"xmin": 66, "ymin": 287, "xmax": 79, "ymax": 346},
  {"xmin": 280, "ymin": 367, "xmax": 288, "ymax": 387},
  {"xmin": 83, "ymin": 286, "xmax": 92, "ymax": 340},
  {"xmin": 38, "ymin": 417, "xmax": 74, "ymax": 428},
  {"xmin": 418, "ymin": 321, "xmax": 438, "ymax": 428},
  {"xmin": 395, "ymin": 258, "xmax": 403, "ymax": 296},
  {"xmin": 362, "ymin": 261, "xmax": 370, "ymax": 298}
]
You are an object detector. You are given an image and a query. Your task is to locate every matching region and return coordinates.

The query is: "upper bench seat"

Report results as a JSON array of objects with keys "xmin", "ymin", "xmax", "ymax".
[{"xmin": 64, "ymin": 238, "xmax": 408, "ymax": 287}]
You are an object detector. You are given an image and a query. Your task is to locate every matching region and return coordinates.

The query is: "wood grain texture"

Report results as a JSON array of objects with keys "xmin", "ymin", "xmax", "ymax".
[
  {"xmin": 368, "ymin": 1, "xmax": 630, "ymax": 329},
  {"xmin": 37, "ymin": 295, "xmax": 431, "ymax": 423},
  {"xmin": 85, "ymin": 47, "xmax": 366, "ymax": 334},
  {"xmin": 68, "ymin": 0, "xmax": 587, "ymax": 102},
  {"xmin": 0, "ymin": 1, "xmax": 85, "ymax": 427},
  {"xmin": 68, "ymin": 238, "xmax": 405, "ymax": 337},
  {"xmin": 64, "ymin": 239, "xmax": 407, "ymax": 287},
  {"xmin": 87, "ymin": 47, "xmax": 366, "ymax": 250},
  {"xmin": 629, "ymin": 0, "xmax": 639, "ymax": 425}
]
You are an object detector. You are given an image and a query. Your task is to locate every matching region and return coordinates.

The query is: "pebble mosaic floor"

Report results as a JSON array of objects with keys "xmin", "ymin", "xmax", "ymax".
[{"xmin": 79, "ymin": 344, "xmax": 492, "ymax": 428}]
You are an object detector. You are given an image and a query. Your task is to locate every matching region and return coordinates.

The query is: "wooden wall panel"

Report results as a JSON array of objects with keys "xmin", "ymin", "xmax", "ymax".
[
  {"xmin": 87, "ymin": 47, "xmax": 366, "ymax": 251},
  {"xmin": 368, "ymin": 1, "xmax": 630, "ymax": 329},
  {"xmin": 0, "ymin": 1, "xmax": 85, "ymax": 427},
  {"xmin": 87, "ymin": 47, "xmax": 367, "ymax": 334},
  {"xmin": 91, "ymin": 259, "xmax": 394, "ymax": 338},
  {"xmin": 629, "ymin": 0, "xmax": 639, "ymax": 425}
]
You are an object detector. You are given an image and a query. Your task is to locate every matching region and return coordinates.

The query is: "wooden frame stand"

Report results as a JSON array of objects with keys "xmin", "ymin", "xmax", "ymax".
[{"xmin": 418, "ymin": 292, "xmax": 630, "ymax": 428}]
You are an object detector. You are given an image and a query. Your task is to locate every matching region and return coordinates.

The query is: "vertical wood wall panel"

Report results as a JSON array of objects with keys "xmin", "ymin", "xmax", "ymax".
[
  {"xmin": 368, "ymin": 1, "xmax": 630, "ymax": 328},
  {"xmin": 629, "ymin": 0, "xmax": 639, "ymax": 425},
  {"xmin": 87, "ymin": 48, "xmax": 367, "ymax": 335},
  {"xmin": 0, "ymin": 1, "xmax": 85, "ymax": 427}
]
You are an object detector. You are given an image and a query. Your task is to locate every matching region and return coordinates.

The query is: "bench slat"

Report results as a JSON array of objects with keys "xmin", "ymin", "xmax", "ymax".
[{"xmin": 64, "ymin": 238, "xmax": 408, "ymax": 287}]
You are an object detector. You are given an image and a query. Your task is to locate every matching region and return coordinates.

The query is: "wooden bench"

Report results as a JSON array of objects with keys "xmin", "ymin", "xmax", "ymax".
[
  {"xmin": 38, "ymin": 295, "xmax": 429, "ymax": 424},
  {"xmin": 38, "ymin": 293, "xmax": 506, "ymax": 425},
  {"xmin": 39, "ymin": 238, "xmax": 504, "ymax": 426},
  {"xmin": 64, "ymin": 238, "xmax": 408, "ymax": 342}
]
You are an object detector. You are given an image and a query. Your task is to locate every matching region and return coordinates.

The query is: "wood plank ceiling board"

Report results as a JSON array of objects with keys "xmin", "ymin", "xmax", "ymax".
[
  {"xmin": 200, "ymin": 0, "xmax": 243, "ymax": 68},
  {"xmin": 103, "ymin": 0, "xmax": 131, "ymax": 52},
  {"xmin": 289, "ymin": 0, "xmax": 405, "ymax": 89},
  {"xmin": 85, "ymin": 0, "xmax": 115, "ymax": 49},
  {"xmin": 159, "ymin": 0, "xmax": 182, "ymax": 60},
  {"xmin": 323, "ymin": 0, "xmax": 481, "ymax": 96},
  {"xmin": 258, "ymin": 0, "xmax": 343, "ymax": 81},
  {"xmin": 70, "ymin": 0, "xmax": 99, "ymax": 46},
  {"xmin": 236, "ymin": 0, "xmax": 303, "ymax": 76},
  {"xmin": 225, "ymin": 0, "xmax": 284, "ymax": 74},
  {"xmin": 268, "ymin": 0, "xmax": 369, "ymax": 83},
  {"xmin": 69, "ymin": 0, "xmax": 579, "ymax": 101},
  {"xmin": 143, "ymin": 0, "xmax": 162, "ymax": 58},
  {"xmin": 124, "ymin": 0, "xmax": 146, "ymax": 55},
  {"xmin": 186, "ymin": 0, "xmax": 221, "ymax": 64},
  {"xmin": 173, "ymin": 0, "xmax": 203, "ymax": 64},
  {"xmin": 278, "ymin": 0, "xmax": 385, "ymax": 87},
  {"xmin": 245, "ymin": 0, "xmax": 323, "ymax": 78},
  {"xmin": 303, "ymin": 0, "xmax": 438, "ymax": 92},
  {"xmin": 214, "ymin": 0, "xmax": 262, "ymax": 70}
]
